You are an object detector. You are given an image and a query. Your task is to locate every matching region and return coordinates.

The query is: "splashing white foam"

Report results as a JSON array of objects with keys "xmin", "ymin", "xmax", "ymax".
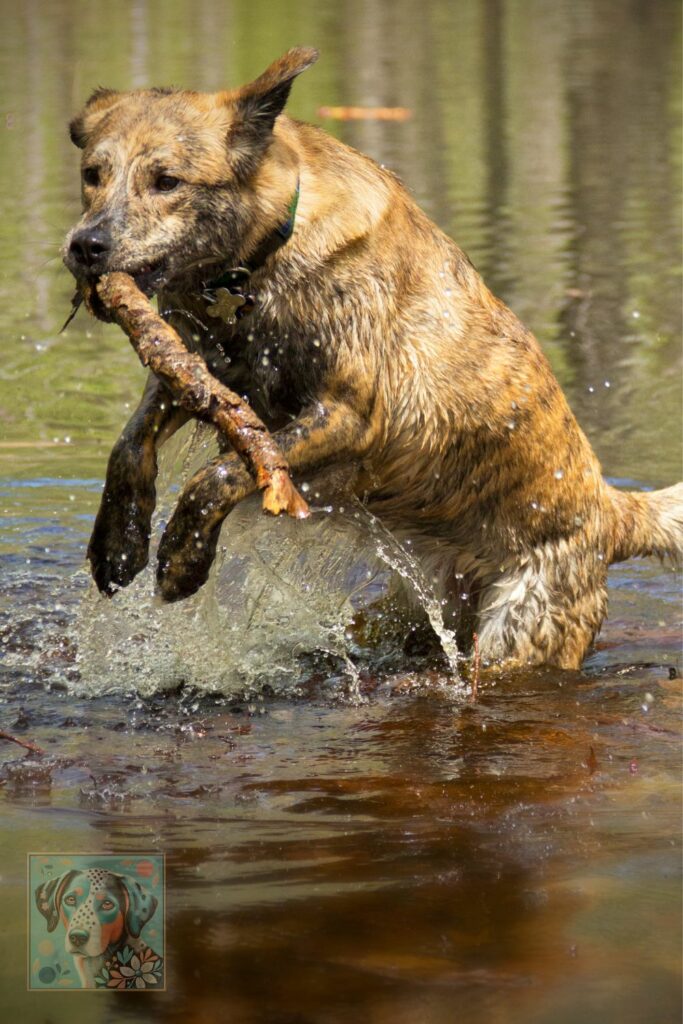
[{"xmin": 73, "ymin": 423, "xmax": 461, "ymax": 698}]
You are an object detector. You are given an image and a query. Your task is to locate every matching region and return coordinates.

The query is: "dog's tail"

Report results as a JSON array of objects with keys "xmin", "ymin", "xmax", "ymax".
[{"xmin": 607, "ymin": 482, "xmax": 683, "ymax": 567}]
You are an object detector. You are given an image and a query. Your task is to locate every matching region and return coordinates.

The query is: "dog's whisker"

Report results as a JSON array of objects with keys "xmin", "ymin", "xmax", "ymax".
[{"xmin": 36, "ymin": 255, "xmax": 63, "ymax": 271}]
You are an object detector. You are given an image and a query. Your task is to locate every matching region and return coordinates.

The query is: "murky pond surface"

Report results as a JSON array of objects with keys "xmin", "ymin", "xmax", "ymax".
[{"xmin": 0, "ymin": 0, "xmax": 681, "ymax": 1020}]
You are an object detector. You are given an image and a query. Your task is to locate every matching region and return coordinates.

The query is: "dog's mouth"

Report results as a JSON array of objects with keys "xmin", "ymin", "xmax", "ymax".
[
  {"xmin": 62, "ymin": 253, "xmax": 232, "ymax": 330},
  {"xmin": 63, "ymin": 259, "xmax": 170, "ymax": 328},
  {"xmin": 128, "ymin": 259, "xmax": 169, "ymax": 296}
]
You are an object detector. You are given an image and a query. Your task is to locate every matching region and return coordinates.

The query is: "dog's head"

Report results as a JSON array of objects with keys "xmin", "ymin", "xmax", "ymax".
[
  {"xmin": 63, "ymin": 47, "xmax": 318, "ymax": 296},
  {"xmin": 35, "ymin": 868, "xmax": 158, "ymax": 958}
]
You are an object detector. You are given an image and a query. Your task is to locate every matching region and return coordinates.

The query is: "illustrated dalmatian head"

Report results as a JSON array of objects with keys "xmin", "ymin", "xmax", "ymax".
[{"xmin": 35, "ymin": 867, "xmax": 157, "ymax": 958}]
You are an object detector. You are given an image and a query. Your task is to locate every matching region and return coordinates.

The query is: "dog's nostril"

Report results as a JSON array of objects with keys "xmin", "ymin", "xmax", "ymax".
[
  {"xmin": 69, "ymin": 230, "xmax": 110, "ymax": 267},
  {"xmin": 68, "ymin": 929, "xmax": 90, "ymax": 947}
]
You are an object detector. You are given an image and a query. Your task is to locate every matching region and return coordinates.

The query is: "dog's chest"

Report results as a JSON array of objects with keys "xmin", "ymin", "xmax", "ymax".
[{"xmin": 206, "ymin": 307, "xmax": 330, "ymax": 413}]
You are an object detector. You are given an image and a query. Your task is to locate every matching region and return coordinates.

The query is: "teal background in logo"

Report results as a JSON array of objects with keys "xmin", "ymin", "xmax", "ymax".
[{"xmin": 28, "ymin": 853, "xmax": 164, "ymax": 991}]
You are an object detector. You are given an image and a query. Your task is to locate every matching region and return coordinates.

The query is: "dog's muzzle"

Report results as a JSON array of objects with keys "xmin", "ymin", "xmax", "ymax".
[{"xmin": 67, "ymin": 928, "xmax": 90, "ymax": 951}]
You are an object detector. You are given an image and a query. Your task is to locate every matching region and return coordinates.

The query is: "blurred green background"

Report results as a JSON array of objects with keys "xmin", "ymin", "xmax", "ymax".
[{"xmin": 0, "ymin": 0, "xmax": 681, "ymax": 510}]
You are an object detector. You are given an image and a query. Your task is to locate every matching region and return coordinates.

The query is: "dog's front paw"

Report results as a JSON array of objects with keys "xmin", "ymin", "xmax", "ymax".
[
  {"xmin": 87, "ymin": 491, "xmax": 153, "ymax": 595},
  {"xmin": 156, "ymin": 520, "xmax": 221, "ymax": 603}
]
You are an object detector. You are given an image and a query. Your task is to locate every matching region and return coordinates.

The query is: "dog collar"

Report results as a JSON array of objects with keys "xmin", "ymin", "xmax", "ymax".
[{"xmin": 203, "ymin": 181, "xmax": 300, "ymax": 325}]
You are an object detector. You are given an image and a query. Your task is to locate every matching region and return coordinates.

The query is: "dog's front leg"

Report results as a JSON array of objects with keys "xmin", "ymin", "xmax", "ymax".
[
  {"xmin": 88, "ymin": 372, "xmax": 190, "ymax": 593},
  {"xmin": 157, "ymin": 398, "xmax": 371, "ymax": 602}
]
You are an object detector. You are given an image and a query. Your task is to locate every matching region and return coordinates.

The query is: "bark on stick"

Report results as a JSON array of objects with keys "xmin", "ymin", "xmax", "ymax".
[{"xmin": 94, "ymin": 272, "xmax": 309, "ymax": 519}]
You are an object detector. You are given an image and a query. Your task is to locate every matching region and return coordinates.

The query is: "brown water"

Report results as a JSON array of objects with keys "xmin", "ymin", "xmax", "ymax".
[{"xmin": 0, "ymin": 0, "xmax": 681, "ymax": 1021}]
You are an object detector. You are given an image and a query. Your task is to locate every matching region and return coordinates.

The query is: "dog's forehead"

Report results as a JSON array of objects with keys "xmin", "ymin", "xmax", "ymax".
[
  {"xmin": 88, "ymin": 91, "xmax": 230, "ymax": 164},
  {"xmin": 79, "ymin": 868, "xmax": 121, "ymax": 894}
]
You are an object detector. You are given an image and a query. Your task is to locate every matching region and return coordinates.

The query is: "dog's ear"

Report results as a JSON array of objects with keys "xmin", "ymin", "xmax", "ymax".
[
  {"xmin": 69, "ymin": 88, "xmax": 121, "ymax": 148},
  {"xmin": 234, "ymin": 46, "xmax": 319, "ymax": 130},
  {"xmin": 117, "ymin": 875, "xmax": 158, "ymax": 938},
  {"xmin": 223, "ymin": 46, "xmax": 319, "ymax": 175},
  {"xmin": 35, "ymin": 870, "xmax": 78, "ymax": 932}
]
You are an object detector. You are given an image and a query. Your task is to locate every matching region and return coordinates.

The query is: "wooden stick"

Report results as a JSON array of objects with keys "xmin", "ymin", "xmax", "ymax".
[
  {"xmin": 0, "ymin": 730, "xmax": 45, "ymax": 755},
  {"xmin": 93, "ymin": 273, "xmax": 309, "ymax": 519}
]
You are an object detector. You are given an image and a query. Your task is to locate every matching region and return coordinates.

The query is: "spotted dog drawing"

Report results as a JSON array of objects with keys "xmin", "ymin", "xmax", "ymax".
[{"xmin": 29, "ymin": 854, "xmax": 164, "ymax": 990}]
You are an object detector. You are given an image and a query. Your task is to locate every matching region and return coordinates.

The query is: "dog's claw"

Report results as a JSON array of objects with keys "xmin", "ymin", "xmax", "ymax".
[{"xmin": 88, "ymin": 544, "xmax": 149, "ymax": 595}]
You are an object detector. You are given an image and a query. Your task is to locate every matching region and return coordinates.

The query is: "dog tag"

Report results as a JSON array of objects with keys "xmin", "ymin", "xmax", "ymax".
[{"xmin": 206, "ymin": 288, "xmax": 246, "ymax": 324}]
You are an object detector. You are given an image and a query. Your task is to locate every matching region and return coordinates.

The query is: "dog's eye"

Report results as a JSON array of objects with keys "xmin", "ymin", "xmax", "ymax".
[
  {"xmin": 64, "ymin": 894, "xmax": 77, "ymax": 906},
  {"xmin": 82, "ymin": 166, "xmax": 100, "ymax": 187},
  {"xmin": 101, "ymin": 899, "xmax": 115, "ymax": 910},
  {"xmin": 155, "ymin": 174, "xmax": 181, "ymax": 192}
]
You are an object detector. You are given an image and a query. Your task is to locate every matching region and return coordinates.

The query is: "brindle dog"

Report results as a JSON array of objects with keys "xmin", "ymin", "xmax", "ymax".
[{"xmin": 63, "ymin": 47, "xmax": 682, "ymax": 669}]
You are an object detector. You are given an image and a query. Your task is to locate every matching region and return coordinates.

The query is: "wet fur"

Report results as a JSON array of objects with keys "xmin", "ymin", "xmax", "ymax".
[{"xmin": 63, "ymin": 47, "xmax": 682, "ymax": 670}]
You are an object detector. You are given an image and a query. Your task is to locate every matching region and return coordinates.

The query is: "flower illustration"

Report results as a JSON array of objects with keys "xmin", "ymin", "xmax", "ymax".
[
  {"xmin": 95, "ymin": 947, "xmax": 163, "ymax": 989},
  {"xmin": 105, "ymin": 966, "xmax": 129, "ymax": 990},
  {"xmin": 118, "ymin": 950, "xmax": 162, "ymax": 988}
]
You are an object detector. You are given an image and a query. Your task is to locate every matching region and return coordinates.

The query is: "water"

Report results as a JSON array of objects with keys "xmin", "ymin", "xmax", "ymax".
[{"xmin": 0, "ymin": 0, "xmax": 681, "ymax": 1020}]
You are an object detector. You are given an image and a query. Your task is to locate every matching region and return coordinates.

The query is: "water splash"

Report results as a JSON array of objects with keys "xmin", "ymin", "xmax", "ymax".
[
  {"xmin": 73, "ymin": 422, "xmax": 461, "ymax": 698},
  {"xmin": 352, "ymin": 503, "xmax": 461, "ymax": 677}
]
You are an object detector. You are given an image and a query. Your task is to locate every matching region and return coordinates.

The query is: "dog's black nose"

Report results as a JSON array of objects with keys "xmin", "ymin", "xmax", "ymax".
[
  {"xmin": 69, "ymin": 228, "xmax": 110, "ymax": 269},
  {"xmin": 68, "ymin": 928, "xmax": 90, "ymax": 948}
]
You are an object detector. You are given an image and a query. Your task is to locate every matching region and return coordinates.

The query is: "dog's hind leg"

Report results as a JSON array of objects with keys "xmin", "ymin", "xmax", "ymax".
[
  {"xmin": 157, "ymin": 397, "xmax": 372, "ymax": 601},
  {"xmin": 88, "ymin": 372, "xmax": 190, "ymax": 594},
  {"xmin": 473, "ymin": 544, "xmax": 609, "ymax": 670}
]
